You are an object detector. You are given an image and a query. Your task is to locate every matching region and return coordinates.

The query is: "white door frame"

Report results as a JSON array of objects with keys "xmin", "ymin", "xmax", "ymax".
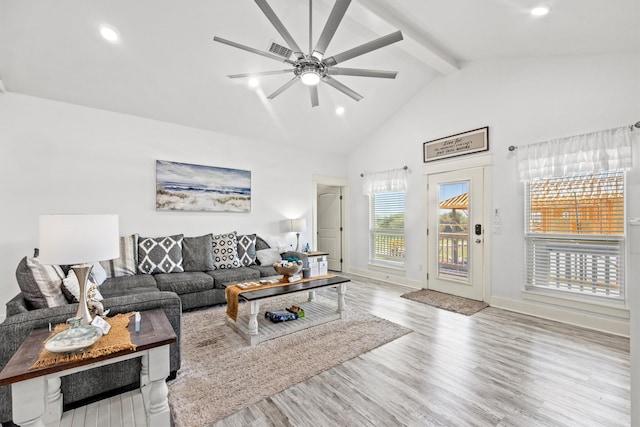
[
  {"xmin": 312, "ymin": 175, "xmax": 349, "ymax": 272},
  {"xmin": 422, "ymin": 154, "xmax": 492, "ymax": 303}
]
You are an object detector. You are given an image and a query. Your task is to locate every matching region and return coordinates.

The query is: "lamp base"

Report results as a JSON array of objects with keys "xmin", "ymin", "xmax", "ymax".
[
  {"xmin": 72, "ymin": 264, "xmax": 93, "ymax": 325},
  {"xmin": 295, "ymin": 233, "xmax": 301, "ymax": 252}
]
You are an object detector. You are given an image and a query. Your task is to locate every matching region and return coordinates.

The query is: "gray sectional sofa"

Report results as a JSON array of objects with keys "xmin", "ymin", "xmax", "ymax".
[{"xmin": 0, "ymin": 232, "xmax": 306, "ymax": 425}]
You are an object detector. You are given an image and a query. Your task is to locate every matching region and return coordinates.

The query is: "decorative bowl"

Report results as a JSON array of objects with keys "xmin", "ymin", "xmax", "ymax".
[
  {"xmin": 273, "ymin": 261, "xmax": 303, "ymax": 279},
  {"xmin": 45, "ymin": 317, "xmax": 103, "ymax": 353}
]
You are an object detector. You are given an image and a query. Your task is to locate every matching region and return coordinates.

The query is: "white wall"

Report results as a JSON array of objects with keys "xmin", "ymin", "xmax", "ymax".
[
  {"xmin": 347, "ymin": 53, "xmax": 640, "ymax": 332},
  {"xmin": 0, "ymin": 94, "xmax": 347, "ymax": 318}
]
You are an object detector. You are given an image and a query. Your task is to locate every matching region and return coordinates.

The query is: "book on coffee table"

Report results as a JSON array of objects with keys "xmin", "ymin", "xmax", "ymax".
[{"xmin": 264, "ymin": 310, "xmax": 298, "ymax": 323}]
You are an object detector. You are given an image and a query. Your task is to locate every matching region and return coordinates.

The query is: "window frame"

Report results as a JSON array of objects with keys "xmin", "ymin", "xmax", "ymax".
[
  {"xmin": 523, "ymin": 171, "xmax": 626, "ymax": 302},
  {"xmin": 369, "ymin": 191, "xmax": 406, "ymax": 268}
]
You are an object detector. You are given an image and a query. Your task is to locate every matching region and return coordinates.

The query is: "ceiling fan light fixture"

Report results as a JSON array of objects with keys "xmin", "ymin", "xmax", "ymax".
[
  {"xmin": 530, "ymin": 6, "xmax": 550, "ymax": 16},
  {"xmin": 300, "ymin": 68, "xmax": 321, "ymax": 86}
]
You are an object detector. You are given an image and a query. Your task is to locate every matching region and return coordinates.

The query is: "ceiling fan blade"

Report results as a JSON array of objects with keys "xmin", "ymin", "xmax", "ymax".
[
  {"xmin": 254, "ymin": 0, "xmax": 305, "ymax": 59},
  {"xmin": 323, "ymin": 30, "xmax": 403, "ymax": 67},
  {"xmin": 267, "ymin": 77, "xmax": 299, "ymax": 99},
  {"xmin": 327, "ymin": 67, "xmax": 398, "ymax": 79},
  {"xmin": 214, "ymin": 36, "xmax": 296, "ymax": 65},
  {"xmin": 312, "ymin": 0, "xmax": 351, "ymax": 60},
  {"xmin": 309, "ymin": 85, "xmax": 319, "ymax": 107},
  {"xmin": 322, "ymin": 76, "xmax": 363, "ymax": 101},
  {"xmin": 228, "ymin": 70, "xmax": 292, "ymax": 79}
]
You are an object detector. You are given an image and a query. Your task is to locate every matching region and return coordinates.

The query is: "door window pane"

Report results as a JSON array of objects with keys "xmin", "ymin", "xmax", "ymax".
[{"xmin": 438, "ymin": 182, "xmax": 470, "ymax": 282}]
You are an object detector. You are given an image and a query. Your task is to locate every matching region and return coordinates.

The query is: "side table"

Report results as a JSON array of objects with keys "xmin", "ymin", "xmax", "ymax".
[{"xmin": 0, "ymin": 308, "xmax": 176, "ymax": 427}]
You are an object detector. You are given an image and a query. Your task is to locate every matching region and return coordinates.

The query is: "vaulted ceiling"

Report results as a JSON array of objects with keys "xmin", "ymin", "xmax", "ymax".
[{"xmin": 1, "ymin": 0, "xmax": 637, "ymax": 154}]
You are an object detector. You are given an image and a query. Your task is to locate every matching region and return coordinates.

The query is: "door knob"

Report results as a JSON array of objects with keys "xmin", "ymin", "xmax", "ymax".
[{"xmin": 475, "ymin": 239, "xmax": 482, "ymax": 243}]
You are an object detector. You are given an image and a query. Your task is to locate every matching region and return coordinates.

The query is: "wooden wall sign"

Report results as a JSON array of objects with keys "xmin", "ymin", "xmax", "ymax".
[{"xmin": 423, "ymin": 127, "xmax": 489, "ymax": 162}]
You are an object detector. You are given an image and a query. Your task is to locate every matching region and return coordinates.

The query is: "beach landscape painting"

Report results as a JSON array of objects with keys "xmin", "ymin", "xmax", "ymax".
[{"xmin": 156, "ymin": 160, "xmax": 251, "ymax": 212}]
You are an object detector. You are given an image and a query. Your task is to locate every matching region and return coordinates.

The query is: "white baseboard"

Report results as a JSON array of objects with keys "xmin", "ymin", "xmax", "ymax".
[
  {"xmin": 348, "ymin": 267, "xmax": 423, "ymax": 290},
  {"xmin": 491, "ymin": 296, "xmax": 629, "ymax": 337}
]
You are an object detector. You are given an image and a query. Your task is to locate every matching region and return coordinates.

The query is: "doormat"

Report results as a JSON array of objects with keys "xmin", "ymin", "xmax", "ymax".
[{"xmin": 400, "ymin": 289, "xmax": 488, "ymax": 316}]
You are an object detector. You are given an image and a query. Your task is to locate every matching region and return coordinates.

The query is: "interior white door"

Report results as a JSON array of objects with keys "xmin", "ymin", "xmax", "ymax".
[
  {"xmin": 427, "ymin": 167, "xmax": 484, "ymax": 301},
  {"xmin": 317, "ymin": 185, "xmax": 342, "ymax": 271}
]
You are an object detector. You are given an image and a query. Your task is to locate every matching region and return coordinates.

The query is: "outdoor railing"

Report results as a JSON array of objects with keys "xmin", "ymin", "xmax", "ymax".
[{"xmin": 438, "ymin": 231, "xmax": 469, "ymax": 276}]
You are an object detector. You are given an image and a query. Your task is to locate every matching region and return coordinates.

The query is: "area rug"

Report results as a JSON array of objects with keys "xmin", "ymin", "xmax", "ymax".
[
  {"xmin": 401, "ymin": 289, "xmax": 489, "ymax": 316},
  {"xmin": 168, "ymin": 295, "xmax": 411, "ymax": 427}
]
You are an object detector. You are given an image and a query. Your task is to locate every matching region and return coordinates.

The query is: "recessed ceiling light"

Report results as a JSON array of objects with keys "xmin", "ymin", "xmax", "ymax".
[
  {"xmin": 530, "ymin": 6, "xmax": 550, "ymax": 16},
  {"xmin": 100, "ymin": 25, "xmax": 120, "ymax": 42},
  {"xmin": 248, "ymin": 78, "xmax": 259, "ymax": 88},
  {"xmin": 335, "ymin": 106, "xmax": 345, "ymax": 115}
]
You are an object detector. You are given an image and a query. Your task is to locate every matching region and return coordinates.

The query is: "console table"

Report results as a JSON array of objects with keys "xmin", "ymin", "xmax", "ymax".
[
  {"xmin": 0, "ymin": 309, "xmax": 176, "ymax": 427},
  {"xmin": 225, "ymin": 275, "xmax": 349, "ymax": 346}
]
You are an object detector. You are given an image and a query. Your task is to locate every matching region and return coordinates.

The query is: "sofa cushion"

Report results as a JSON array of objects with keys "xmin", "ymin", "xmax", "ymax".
[
  {"xmin": 99, "ymin": 274, "xmax": 158, "ymax": 298},
  {"xmin": 237, "ymin": 234, "xmax": 257, "ymax": 266},
  {"xmin": 100, "ymin": 234, "xmax": 139, "ymax": 278},
  {"xmin": 248, "ymin": 264, "xmax": 278, "ymax": 278},
  {"xmin": 255, "ymin": 248, "xmax": 282, "ymax": 266},
  {"xmin": 138, "ymin": 234, "xmax": 184, "ymax": 274},
  {"xmin": 154, "ymin": 272, "xmax": 214, "ymax": 294},
  {"xmin": 211, "ymin": 231, "xmax": 241, "ymax": 270},
  {"xmin": 182, "ymin": 234, "xmax": 214, "ymax": 272},
  {"xmin": 208, "ymin": 266, "xmax": 260, "ymax": 288},
  {"xmin": 16, "ymin": 256, "xmax": 67, "ymax": 309}
]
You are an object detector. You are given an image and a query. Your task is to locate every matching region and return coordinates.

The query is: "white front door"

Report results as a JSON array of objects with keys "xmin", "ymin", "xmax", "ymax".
[
  {"xmin": 427, "ymin": 167, "xmax": 485, "ymax": 301},
  {"xmin": 317, "ymin": 185, "xmax": 342, "ymax": 271}
]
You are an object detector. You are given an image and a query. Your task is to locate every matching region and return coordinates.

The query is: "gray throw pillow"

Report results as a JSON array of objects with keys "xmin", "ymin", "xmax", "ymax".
[
  {"xmin": 138, "ymin": 234, "xmax": 185, "ymax": 274},
  {"xmin": 237, "ymin": 234, "xmax": 257, "ymax": 266},
  {"xmin": 211, "ymin": 231, "xmax": 241, "ymax": 270},
  {"xmin": 182, "ymin": 234, "xmax": 214, "ymax": 271},
  {"xmin": 16, "ymin": 256, "xmax": 67, "ymax": 309},
  {"xmin": 100, "ymin": 234, "xmax": 139, "ymax": 278},
  {"xmin": 255, "ymin": 248, "xmax": 282, "ymax": 266}
]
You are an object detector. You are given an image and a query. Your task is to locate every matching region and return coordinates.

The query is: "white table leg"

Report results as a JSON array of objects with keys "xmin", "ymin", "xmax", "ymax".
[
  {"xmin": 248, "ymin": 301, "xmax": 260, "ymax": 335},
  {"xmin": 143, "ymin": 345, "xmax": 171, "ymax": 427},
  {"xmin": 338, "ymin": 283, "xmax": 347, "ymax": 319},
  {"xmin": 140, "ymin": 353, "xmax": 150, "ymax": 404},
  {"xmin": 12, "ymin": 377, "xmax": 47, "ymax": 427},
  {"xmin": 43, "ymin": 377, "xmax": 63, "ymax": 424}
]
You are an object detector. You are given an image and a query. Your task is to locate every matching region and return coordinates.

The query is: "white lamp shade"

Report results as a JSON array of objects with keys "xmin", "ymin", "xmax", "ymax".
[
  {"xmin": 38, "ymin": 214, "xmax": 120, "ymax": 265},
  {"xmin": 291, "ymin": 218, "xmax": 307, "ymax": 233}
]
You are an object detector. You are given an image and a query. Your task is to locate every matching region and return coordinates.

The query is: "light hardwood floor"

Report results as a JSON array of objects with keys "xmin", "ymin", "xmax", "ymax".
[{"xmin": 214, "ymin": 276, "xmax": 630, "ymax": 427}]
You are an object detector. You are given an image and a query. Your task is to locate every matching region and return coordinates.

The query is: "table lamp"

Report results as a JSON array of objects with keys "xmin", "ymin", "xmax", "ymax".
[
  {"xmin": 38, "ymin": 214, "xmax": 120, "ymax": 324},
  {"xmin": 290, "ymin": 218, "xmax": 307, "ymax": 252}
]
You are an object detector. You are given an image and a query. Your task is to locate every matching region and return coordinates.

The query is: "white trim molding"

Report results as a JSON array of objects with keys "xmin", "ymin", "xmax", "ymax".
[
  {"xmin": 492, "ymin": 295, "xmax": 629, "ymax": 337},
  {"xmin": 349, "ymin": 267, "xmax": 422, "ymax": 289}
]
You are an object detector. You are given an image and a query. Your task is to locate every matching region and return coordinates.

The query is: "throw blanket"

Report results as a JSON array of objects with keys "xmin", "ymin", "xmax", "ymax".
[
  {"xmin": 30, "ymin": 312, "xmax": 137, "ymax": 369},
  {"xmin": 225, "ymin": 274, "xmax": 336, "ymax": 321}
]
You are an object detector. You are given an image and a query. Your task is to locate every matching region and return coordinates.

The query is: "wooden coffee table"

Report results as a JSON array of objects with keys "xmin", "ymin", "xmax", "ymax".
[
  {"xmin": 0, "ymin": 309, "xmax": 176, "ymax": 427},
  {"xmin": 224, "ymin": 275, "xmax": 350, "ymax": 346}
]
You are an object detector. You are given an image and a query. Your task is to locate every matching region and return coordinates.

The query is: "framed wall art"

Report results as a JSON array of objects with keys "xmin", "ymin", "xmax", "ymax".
[
  {"xmin": 423, "ymin": 127, "xmax": 489, "ymax": 162},
  {"xmin": 156, "ymin": 160, "xmax": 251, "ymax": 212}
]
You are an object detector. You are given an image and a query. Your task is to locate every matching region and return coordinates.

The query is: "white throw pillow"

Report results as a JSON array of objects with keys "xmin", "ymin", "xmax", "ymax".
[
  {"xmin": 89, "ymin": 262, "xmax": 107, "ymax": 285},
  {"xmin": 62, "ymin": 270, "xmax": 103, "ymax": 303},
  {"xmin": 256, "ymin": 248, "xmax": 282, "ymax": 266}
]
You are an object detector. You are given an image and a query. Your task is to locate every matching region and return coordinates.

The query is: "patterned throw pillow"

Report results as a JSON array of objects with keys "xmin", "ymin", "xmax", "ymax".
[
  {"xmin": 100, "ymin": 234, "xmax": 139, "ymax": 278},
  {"xmin": 211, "ymin": 231, "xmax": 241, "ymax": 270},
  {"xmin": 19, "ymin": 257, "xmax": 67, "ymax": 308},
  {"xmin": 138, "ymin": 234, "xmax": 185, "ymax": 274},
  {"xmin": 237, "ymin": 234, "xmax": 257, "ymax": 266}
]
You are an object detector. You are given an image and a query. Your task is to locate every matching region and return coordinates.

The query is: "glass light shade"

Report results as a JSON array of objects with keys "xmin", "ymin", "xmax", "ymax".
[
  {"xmin": 38, "ymin": 214, "xmax": 120, "ymax": 265},
  {"xmin": 291, "ymin": 218, "xmax": 307, "ymax": 233},
  {"xmin": 301, "ymin": 70, "xmax": 320, "ymax": 86}
]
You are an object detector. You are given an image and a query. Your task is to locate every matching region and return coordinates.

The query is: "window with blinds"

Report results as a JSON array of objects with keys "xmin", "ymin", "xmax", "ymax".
[
  {"xmin": 524, "ymin": 171, "xmax": 625, "ymax": 299},
  {"xmin": 370, "ymin": 191, "xmax": 405, "ymax": 265}
]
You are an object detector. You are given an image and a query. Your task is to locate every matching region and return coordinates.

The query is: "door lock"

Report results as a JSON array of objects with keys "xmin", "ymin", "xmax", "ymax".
[{"xmin": 474, "ymin": 224, "xmax": 482, "ymax": 235}]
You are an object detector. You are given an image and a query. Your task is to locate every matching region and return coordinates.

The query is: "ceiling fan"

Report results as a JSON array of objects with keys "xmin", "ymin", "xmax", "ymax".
[{"xmin": 213, "ymin": 0, "xmax": 403, "ymax": 107}]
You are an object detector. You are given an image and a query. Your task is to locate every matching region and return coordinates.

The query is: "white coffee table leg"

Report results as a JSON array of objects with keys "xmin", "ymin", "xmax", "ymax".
[
  {"xmin": 144, "ymin": 345, "xmax": 171, "ymax": 427},
  {"xmin": 44, "ymin": 377, "xmax": 63, "ymax": 424},
  {"xmin": 12, "ymin": 377, "xmax": 47, "ymax": 427},
  {"xmin": 248, "ymin": 301, "xmax": 260, "ymax": 335},
  {"xmin": 338, "ymin": 283, "xmax": 347, "ymax": 319}
]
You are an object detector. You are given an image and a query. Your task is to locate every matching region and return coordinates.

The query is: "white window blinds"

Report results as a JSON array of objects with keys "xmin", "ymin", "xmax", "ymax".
[{"xmin": 370, "ymin": 192, "xmax": 405, "ymax": 264}]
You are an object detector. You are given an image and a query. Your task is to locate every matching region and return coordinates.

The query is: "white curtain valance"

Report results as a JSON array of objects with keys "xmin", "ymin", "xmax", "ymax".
[
  {"xmin": 362, "ymin": 168, "xmax": 408, "ymax": 196},
  {"xmin": 517, "ymin": 126, "xmax": 635, "ymax": 181}
]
